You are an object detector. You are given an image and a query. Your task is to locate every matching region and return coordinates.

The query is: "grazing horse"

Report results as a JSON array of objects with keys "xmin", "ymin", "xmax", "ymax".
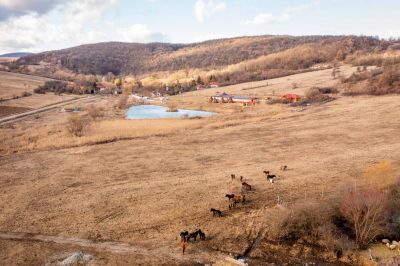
[
  {"xmin": 210, "ymin": 208, "xmax": 222, "ymax": 217},
  {"xmin": 198, "ymin": 229, "xmax": 206, "ymax": 240},
  {"xmin": 225, "ymin": 194, "xmax": 235, "ymax": 201},
  {"xmin": 187, "ymin": 230, "xmax": 199, "ymax": 242},
  {"xmin": 264, "ymin": 171, "xmax": 276, "ymax": 183},
  {"xmin": 229, "ymin": 194, "xmax": 246, "ymax": 209},
  {"xmin": 180, "ymin": 231, "xmax": 189, "ymax": 242},
  {"xmin": 233, "ymin": 194, "xmax": 245, "ymax": 203},
  {"xmin": 242, "ymin": 182, "xmax": 252, "ymax": 191},
  {"xmin": 266, "ymin": 174, "xmax": 276, "ymax": 183},
  {"xmin": 231, "ymin": 174, "xmax": 236, "ymax": 181},
  {"xmin": 280, "ymin": 165, "xmax": 288, "ymax": 171}
]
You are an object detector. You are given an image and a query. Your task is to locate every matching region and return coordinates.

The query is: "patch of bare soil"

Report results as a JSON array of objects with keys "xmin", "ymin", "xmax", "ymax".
[{"xmin": 0, "ymin": 105, "xmax": 32, "ymax": 117}]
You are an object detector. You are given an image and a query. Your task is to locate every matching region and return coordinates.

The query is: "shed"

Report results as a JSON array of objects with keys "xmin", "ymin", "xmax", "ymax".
[{"xmin": 282, "ymin": 93, "xmax": 301, "ymax": 102}]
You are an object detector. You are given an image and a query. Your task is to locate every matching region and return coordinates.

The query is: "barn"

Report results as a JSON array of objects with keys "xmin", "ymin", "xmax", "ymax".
[{"xmin": 282, "ymin": 93, "xmax": 301, "ymax": 102}]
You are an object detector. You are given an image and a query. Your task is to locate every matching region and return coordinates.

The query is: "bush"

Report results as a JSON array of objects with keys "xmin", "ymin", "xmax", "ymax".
[
  {"xmin": 339, "ymin": 187, "xmax": 389, "ymax": 249},
  {"xmin": 86, "ymin": 105, "xmax": 104, "ymax": 120},
  {"xmin": 317, "ymin": 87, "xmax": 338, "ymax": 94},
  {"xmin": 166, "ymin": 104, "xmax": 178, "ymax": 112},
  {"xmin": 305, "ymin": 87, "xmax": 334, "ymax": 103},
  {"xmin": 268, "ymin": 201, "xmax": 333, "ymax": 242},
  {"xmin": 21, "ymin": 91, "xmax": 32, "ymax": 97},
  {"xmin": 66, "ymin": 115, "xmax": 87, "ymax": 137},
  {"xmin": 116, "ymin": 95, "xmax": 128, "ymax": 109}
]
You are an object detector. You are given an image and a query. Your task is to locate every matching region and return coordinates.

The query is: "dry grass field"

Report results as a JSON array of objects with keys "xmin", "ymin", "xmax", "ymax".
[
  {"xmin": 0, "ymin": 67, "xmax": 399, "ymax": 265},
  {"xmin": 0, "ymin": 71, "xmax": 81, "ymax": 118},
  {"xmin": 0, "ymin": 71, "xmax": 51, "ymax": 99},
  {"xmin": 184, "ymin": 65, "xmax": 365, "ymax": 98}
]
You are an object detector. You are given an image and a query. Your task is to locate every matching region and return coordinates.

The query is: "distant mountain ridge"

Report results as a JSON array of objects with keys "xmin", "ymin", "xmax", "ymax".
[
  {"xmin": 4, "ymin": 35, "xmax": 392, "ymax": 92},
  {"xmin": 0, "ymin": 52, "xmax": 33, "ymax": 58}
]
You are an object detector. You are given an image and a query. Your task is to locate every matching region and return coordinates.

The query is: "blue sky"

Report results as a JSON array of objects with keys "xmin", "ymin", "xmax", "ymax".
[{"xmin": 0, "ymin": 0, "xmax": 399, "ymax": 54}]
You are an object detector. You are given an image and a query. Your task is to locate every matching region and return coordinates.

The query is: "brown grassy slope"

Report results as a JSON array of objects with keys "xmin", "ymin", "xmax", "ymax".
[
  {"xmin": 0, "ymin": 95, "xmax": 399, "ymax": 265},
  {"xmin": 0, "ymin": 71, "xmax": 51, "ymax": 99},
  {"xmin": 9, "ymin": 35, "xmax": 384, "ymax": 77},
  {"xmin": 342, "ymin": 51, "xmax": 400, "ymax": 95}
]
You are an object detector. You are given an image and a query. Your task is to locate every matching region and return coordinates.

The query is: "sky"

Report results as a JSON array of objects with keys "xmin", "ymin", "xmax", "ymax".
[{"xmin": 0, "ymin": 0, "xmax": 399, "ymax": 54}]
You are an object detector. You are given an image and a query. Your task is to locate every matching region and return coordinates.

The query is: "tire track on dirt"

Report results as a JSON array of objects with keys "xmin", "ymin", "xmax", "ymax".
[{"xmin": 0, "ymin": 232, "xmax": 178, "ymax": 258}]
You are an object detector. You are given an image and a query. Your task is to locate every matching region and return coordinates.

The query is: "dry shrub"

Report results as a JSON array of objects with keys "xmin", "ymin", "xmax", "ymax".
[
  {"xmin": 86, "ymin": 105, "xmax": 104, "ymax": 120},
  {"xmin": 21, "ymin": 91, "xmax": 32, "ymax": 97},
  {"xmin": 305, "ymin": 87, "xmax": 334, "ymax": 103},
  {"xmin": 342, "ymin": 66, "xmax": 400, "ymax": 95},
  {"xmin": 268, "ymin": 201, "xmax": 333, "ymax": 242},
  {"xmin": 317, "ymin": 87, "xmax": 338, "ymax": 94},
  {"xmin": 362, "ymin": 160, "xmax": 397, "ymax": 190},
  {"xmin": 267, "ymin": 98, "xmax": 290, "ymax": 105},
  {"xmin": 116, "ymin": 95, "xmax": 128, "ymax": 109},
  {"xmin": 166, "ymin": 104, "xmax": 178, "ymax": 112},
  {"xmin": 339, "ymin": 187, "xmax": 389, "ymax": 249},
  {"xmin": 317, "ymin": 222, "xmax": 356, "ymax": 255},
  {"xmin": 66, "ymin": 115, "xmax": 87, "ymax": 137}
]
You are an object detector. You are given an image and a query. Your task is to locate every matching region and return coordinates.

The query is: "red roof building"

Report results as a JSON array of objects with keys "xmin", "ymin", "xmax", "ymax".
[{"xmin": 282, "ymin": 93, "xmax": 301, "ymax": 102}]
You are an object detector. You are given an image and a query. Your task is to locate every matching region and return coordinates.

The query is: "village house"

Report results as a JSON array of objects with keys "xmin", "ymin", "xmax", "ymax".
[
  {"xmin": 208, "ymin": 82, "xmax": 221, "ymax": 88},
  {"xmin": 209, "ymin": 92, "xmax": 256, "ymax": 105},
  {"xmin": 282, "ymin": 93, "xmax": 301, "ymax": 103}
]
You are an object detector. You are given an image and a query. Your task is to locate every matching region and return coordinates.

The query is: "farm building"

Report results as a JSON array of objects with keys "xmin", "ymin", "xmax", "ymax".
[
  {"xmin": 282, "ymin": 93, "xmax": 301, "ymax": 102},
  {"xmin": 197, "ymin": 85, "xmax": 207, "ymax": 90},
  {"xmin": 209, "ymin": 92, "xmax": 256, "ymax": 105},
  {"xmin": 209, "ymin": 82, "xmax": 221, "ymax": 88},
  {"xmin": 210, "ymin": 92, "xmax": 233, "ymax": 103},
  {"xmin": 231, "ymin": 96, "xmax": 256, "ymax": 105}
]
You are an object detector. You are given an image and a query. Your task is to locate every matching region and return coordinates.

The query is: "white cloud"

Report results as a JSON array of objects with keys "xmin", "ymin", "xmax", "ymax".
[
  {"xmin": 195, "ymin": 0, "xmax": 226, "ymax": 23},
  {"xmin": 242, "ymin": 1, "xmax": 319, "ymax": 26},
  {"xmin": 116, "ymin": 24, "xmax": 166, "ymax": 43},
  {"xmin": 0, "ymin": 0, "xmax": 166, "ymax": 53},
  {"xmin": 242, "ymin": 12, "xmax": 290, "ymax": 26}
]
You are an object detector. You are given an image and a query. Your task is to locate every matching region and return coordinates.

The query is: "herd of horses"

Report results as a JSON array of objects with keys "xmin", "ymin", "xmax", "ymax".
[{"xmin": 178, "ymin": 166, "xmax": 288, "ymax": 255}]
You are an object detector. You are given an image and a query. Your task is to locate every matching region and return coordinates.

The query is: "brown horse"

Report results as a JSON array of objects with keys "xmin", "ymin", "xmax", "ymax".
[
  {"xmin": 198, "ymin": 229, "xmax": 206, "ymax": 240},
  {"xmin": 187, "ymin": 230, "xmax": 199, "ymax": 242},
  {"xmin": 242, "ymin": 182, "xmax": 252, "ymax": 191},
  {"xmin": 210, "ymin": 208, "xmax": 222, "ymax": 217}
]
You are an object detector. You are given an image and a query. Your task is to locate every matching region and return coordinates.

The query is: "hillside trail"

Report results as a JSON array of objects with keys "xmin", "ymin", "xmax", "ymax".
[
  {"xmin": 0, "ymin": 231, "xmax": 211, "ymax": 261},
  {"xmin": 0, "ymin": 95, "xmax": 98, "ymax": 125}
]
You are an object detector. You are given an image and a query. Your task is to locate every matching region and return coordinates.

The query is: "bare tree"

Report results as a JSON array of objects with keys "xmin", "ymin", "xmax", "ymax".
[{"xmin": 340, "ymin": 187, "xmax": 389, "ymax": 249}]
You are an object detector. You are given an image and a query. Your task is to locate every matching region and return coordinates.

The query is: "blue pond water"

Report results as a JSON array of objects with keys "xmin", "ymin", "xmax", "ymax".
[{"xmin": 126, "ymin": 105, "xmax": 216, "ymax": 119}]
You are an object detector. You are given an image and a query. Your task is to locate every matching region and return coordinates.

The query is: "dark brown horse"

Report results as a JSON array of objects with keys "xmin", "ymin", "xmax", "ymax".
[
  {"xmin": 180, "ymin": 231, "xmax": 189, "ymax": 242},
  {"xmin": 198, "ymin": 229, "xmax": 206, "ymax": 240},
  {"xmin": 187, "ymin": 230, "xmax": 199, "ymax": 242},
  {"xmin": 210, "ymin": 208, "xmax": 223, "ymax": 217},
  {"xmin": 242, "ymin": 182, "xmax": 252, "ymax": 191}
]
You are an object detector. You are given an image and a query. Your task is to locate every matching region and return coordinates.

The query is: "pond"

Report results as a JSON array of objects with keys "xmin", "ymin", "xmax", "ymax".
[{"xmin": 126, "ymin": 105, "xmax": 216, "ymax": 119}]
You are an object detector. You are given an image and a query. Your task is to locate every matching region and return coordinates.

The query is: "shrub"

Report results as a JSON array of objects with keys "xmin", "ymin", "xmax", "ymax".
[
  {"xmin": 166, "ymin": 104, "xmax": 178, "ymax": 112},
  {"xmin": 305, "ymin": 87, "xmax": 334, "ymax": 103},
  {"xmin": 86, "ymin": 105, "xmax": 104, "ymax": 120},
  {"xmin": 317, "ymin": 87, "xmax": 338, "ymax": 94},
  {"xmin": 339, "ymin": 187, "xmax": 389, "ymax": 249},
  {"xmin": 34, "ymin": 80, "xmax": 68, "ymax": 94},
  {"xmin": 268, "ymin": 201, "xmax": 333, "ymax": 242},
  {"xmin": 21, "ymin": 91, "xmax": 32, "ymax": 97},
  {"xmin": 116, "ymin": 95, "xmax": 128, "ymax": 109},
  {"xmin": 66, "ymin": 115, "xmax": 87, "ymax": 137}
]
